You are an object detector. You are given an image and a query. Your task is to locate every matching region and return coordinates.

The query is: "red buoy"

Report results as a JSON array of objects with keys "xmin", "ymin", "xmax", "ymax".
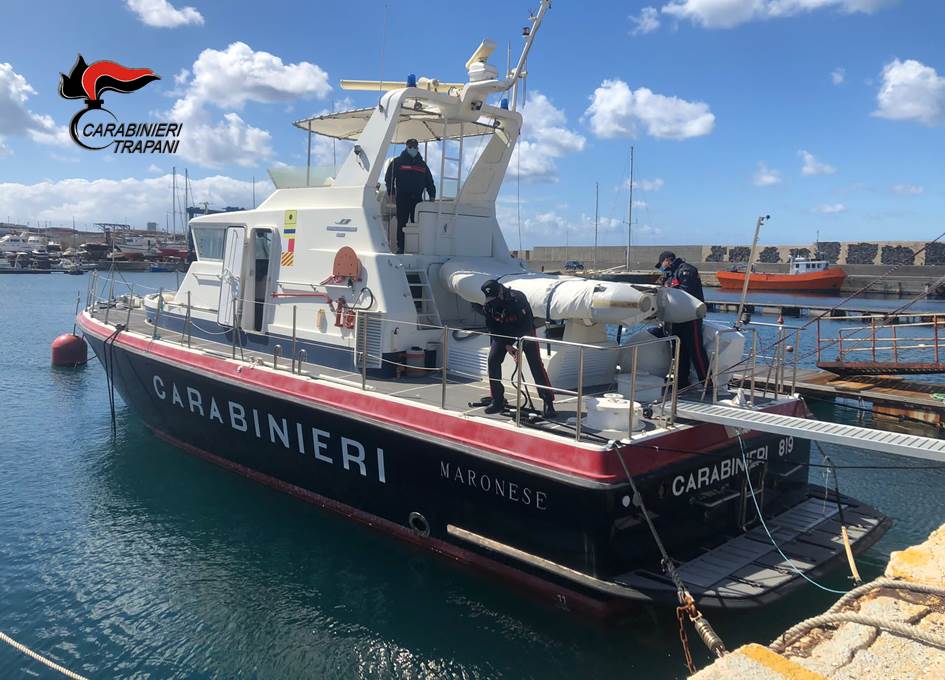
[{"xmin": 51, "ymin": 333, "xmax": 88, "ymax": 367}]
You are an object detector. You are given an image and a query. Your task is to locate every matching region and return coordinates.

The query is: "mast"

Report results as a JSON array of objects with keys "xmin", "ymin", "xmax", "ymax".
[
  {"xmin": 172, "ymin": 166, "xmax": 177, "ymax": 237},
  {"xmin": 735, "ymin": 214, "xmax": 769, "ymax": 327},
  {"xmin": 593, "ymin": 182, "xmax": 599, "ymax": 272},
  {"xmin": 626, "ymin": 145, "xmax": 634, "ymax": 271},
  {"xmin": 184, "ymin": 168, "xmax": 189, "ymax": 231}
]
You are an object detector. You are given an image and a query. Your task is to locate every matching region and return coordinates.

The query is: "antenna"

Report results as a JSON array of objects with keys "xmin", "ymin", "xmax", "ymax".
[
  {"xmin": 626, "ymin": 146, "xmax": 634, "ymax": 271},
  {"xmin": 594, "ymin": 182, "xmax": 599, "ymax": 272},
  {"xmin": 172, "ymin": 166, "xmax": 176, "ymax": 237},
  {"xmin": 735, "ymin": 214, "xmax": 771, "ymax": 327}
]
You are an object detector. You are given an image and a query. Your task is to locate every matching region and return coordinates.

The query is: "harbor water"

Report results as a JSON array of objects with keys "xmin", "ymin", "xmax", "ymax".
[{"xmin": 2, "ymin": 272, "xmax": 945, "ymax": 679}]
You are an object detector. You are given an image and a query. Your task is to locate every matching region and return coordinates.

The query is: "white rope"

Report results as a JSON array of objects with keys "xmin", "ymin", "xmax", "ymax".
[
  {"xmin": 771, "ymin": 578, "xmax": 945, "ymax": 653},
  {"xmin": 0, "ymin": 630, "xmax": 89, "ymax": 680},
  {"xmin": 772, "ymin": 612, "xmax": 945, "ymax": 654}
]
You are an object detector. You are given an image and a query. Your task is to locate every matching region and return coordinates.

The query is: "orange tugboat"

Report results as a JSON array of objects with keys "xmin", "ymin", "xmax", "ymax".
[{"xmin": 716, "ymin": 257, "xmax": 847, "ymax": 292}]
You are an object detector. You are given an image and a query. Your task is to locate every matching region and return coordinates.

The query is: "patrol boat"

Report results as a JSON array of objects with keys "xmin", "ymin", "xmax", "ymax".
[{"xmin": 77, "ymin": 2, "xmax": 890, "ymax": 616}]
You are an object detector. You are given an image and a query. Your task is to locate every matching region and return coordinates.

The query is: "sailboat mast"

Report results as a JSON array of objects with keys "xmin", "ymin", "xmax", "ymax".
[
  {"xmin": 593, "ymin": 182, "xmax": 599, "ymax": 272},
  {"xmin": 172, "ymin": 166, "xmax": 177, "ymax": 237},
  {"xmin": 184, "ymin": 168, "xmax": 189, "ymax": 231},
  {"xmin": 626, "ymin": 145, "xmax": 634, "ymax": 271}
]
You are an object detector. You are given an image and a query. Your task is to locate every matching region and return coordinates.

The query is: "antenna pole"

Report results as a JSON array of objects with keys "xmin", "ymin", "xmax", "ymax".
[
  {"xmin": 735, "ymin": 214, "xmax": 769, "ymax": 327},
  {"xmin": 510, "ymin": 0, "xmax": 551, "ymax": 110},
  {"xmin": 172, "ymin": 166, "xmax": 177, "ymax": 237},
  {"xmin": 306, "ymin": 129, "xmax": 312, "ymax": 187},
  {"xmin": 594, "ymin": 181, "xmax": 599, "ymax": 272},
  {"xmin": 184, "ymin": 168, "xmax": 189, "ymax": 229},
  {"xmin": 626, "ymin": 145, "xmax": 634, "ymax": 271}
]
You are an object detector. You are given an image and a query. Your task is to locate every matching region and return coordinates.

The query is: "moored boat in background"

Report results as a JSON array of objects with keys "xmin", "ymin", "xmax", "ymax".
[{"xmin": 717, "ymin": 256, "xmax": 847, "ymax": 292}]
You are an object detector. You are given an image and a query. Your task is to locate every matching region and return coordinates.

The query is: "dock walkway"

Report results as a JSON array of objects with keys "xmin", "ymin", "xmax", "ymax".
[{"xmin": 691, "ymin": 523, "xmax": 945, "ymax": 680}]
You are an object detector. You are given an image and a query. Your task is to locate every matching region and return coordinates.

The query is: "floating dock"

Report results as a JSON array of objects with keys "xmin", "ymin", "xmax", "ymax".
[{"xmin": 692, "ymin": 523, "xmax": 945, "ymax": 680}]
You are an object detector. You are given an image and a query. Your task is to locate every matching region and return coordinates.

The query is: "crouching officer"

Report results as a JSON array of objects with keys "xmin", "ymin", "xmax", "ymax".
[
  {"xmin": 480, "ymin": 279, "xmax": 556, "ymax": 417},
  {"xmin": 656, "ymin": 250, "xmax": 710, "ymax": 390}
]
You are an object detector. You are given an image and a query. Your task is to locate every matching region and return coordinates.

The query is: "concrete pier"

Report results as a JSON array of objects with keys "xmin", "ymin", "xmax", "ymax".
[{"xmin": 691, "ymin": 524, "xmax": 945, "ymax": 680}]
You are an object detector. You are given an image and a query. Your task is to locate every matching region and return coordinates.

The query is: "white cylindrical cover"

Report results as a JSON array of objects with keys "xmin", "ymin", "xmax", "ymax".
[{"xmin": 440, "ymin": 257, "xmax": 704, "ymax": 325}]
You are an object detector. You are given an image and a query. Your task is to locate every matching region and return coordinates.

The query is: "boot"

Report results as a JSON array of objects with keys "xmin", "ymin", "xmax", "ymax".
[
  {"xmin": 484, "ymin": 399, "xmax": 506, "ymax": 415},
  {"xmin": 542, "ymin": 401, "xmax": 557, "ymax": 419}
]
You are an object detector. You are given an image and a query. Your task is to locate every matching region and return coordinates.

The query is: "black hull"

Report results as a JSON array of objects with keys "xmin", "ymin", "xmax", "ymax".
[{"xmin": 82, "ymin": 320, "xmax": 889, "ymax": 616}]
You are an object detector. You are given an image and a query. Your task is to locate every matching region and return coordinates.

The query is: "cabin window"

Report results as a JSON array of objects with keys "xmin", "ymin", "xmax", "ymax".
[{"xmin": 192, "ymin": 226, "xmax": 227, "ymax": 261}]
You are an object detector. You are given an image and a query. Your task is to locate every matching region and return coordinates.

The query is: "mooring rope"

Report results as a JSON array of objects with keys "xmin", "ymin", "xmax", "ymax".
[
  {"xmin": 0, "ymin": 630, "xmax": 89, "ymax": 680},
  {"xmin": 772, "ymin": 612, "xmax": 945, "ymax": 653}
]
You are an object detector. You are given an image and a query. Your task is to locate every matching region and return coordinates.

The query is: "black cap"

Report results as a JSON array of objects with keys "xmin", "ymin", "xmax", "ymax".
[
  {"xmin": 481, "ymin": 279, "xmax": 502, "ymax": 298},
  {"xmin": 405, "ymin": 138, "xmax": 419, "ymax": 148},
  {"xmin": 655, "ymin": 250, "xmax": 675, "ymax": 268}
]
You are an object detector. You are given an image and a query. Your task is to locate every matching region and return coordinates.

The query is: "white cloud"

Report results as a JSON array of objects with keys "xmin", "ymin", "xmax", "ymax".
[
  {"xmin": 584, "ymin": 79, "xmax": 715, "ymax": 140},
  {"xmin": 815, "ymin": 202, "xmax": 846, "ymax": 214},
  {"xmin": 831, "ymin": 67, "xmax": 845, "ymax": 85},
  {"xmin": 892, "ymin": 183, "xmax": 924, "ymax": 195},
  {"xmin": 873, "ymin": 58, "xmax": 945, "ymax": 126},
  {"xmin": 126, "ymin": 0, "xmax": 204, "ymax": 28},
  {"xmin": 632, "ymin": 177, "xmax": 665, "ymax": 191},
  {"xmin": 0, "ymin": 174, "xmax": 272, "ymax": 228},
  {"xmin": 166, "ymin": 42, "xmax": 332, "ymax": 168},
  {"xmin": 176, "ymin": 42, "xmax": 331, "ymax": 109},
  {"xmin": 753, "ymin": 162, "xmax": 781, "ymax": 187},
  {"xmin": 630, "ymin": 7, "xmax": 661, "ymax": 34},
  {"xmin": 509, "ymin": 91, "xmax": 586, "ymax": 181},
  {"xmin": 661, "ymin": 0, "xmax": 894, "ymax": 30},
  {"xmin": 0, "ymin": 63, "xmax": 69, "ymax": 153},
  {"xmin": 799, "ymin": 149, "xmax": 836, "ymax": 176},
  {"xmin": 147, "ymin": 163, "xmax": 162, "ymax": 173}
]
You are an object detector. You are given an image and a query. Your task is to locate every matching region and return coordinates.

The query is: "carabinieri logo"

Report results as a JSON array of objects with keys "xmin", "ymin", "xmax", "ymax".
[{"xmin": 58, "ymin": 54, "xmax": 182, "ymax": 154}]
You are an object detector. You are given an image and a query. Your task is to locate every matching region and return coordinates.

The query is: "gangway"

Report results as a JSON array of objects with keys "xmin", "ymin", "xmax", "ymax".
[
  {"xmin": 816, "ymin": 313, "xmax": 945, "ymax": 376},
  {"xmin": 676, "ymin": 400, "xmax": 945, "ymax": 463}
]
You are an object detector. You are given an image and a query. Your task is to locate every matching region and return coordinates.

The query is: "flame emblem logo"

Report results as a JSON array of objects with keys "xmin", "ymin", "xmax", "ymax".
[{"xmin": 59, "ymin": 55, "xmax": 160, "ymax": 150}]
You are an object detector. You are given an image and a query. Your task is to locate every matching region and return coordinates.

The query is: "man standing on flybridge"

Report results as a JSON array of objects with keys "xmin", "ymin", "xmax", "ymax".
[{"xmin": 385, "ymin": 138, "xmax": 436, "ymax": 254}]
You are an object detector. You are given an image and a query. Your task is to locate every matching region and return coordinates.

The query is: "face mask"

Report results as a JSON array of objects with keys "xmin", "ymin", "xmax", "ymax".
[{"xmin": 406, "ymin": 147, "xmax": 418, "ymax": 157}]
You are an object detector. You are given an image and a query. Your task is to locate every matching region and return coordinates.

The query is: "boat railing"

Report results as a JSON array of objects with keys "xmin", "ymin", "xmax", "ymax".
[
  {"xmin": 84, "ymin": 275, "xmax": 804, "ymax": 442},
  {"xmin": 815, "ymin": 313, "xmax": 945, "ymax": 369},
  {"xmin": 742, "ymin": 321, "xmax": 802, "ymax": 398}
]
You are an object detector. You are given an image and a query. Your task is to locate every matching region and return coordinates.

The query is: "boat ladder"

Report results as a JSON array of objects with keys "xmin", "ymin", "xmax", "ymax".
[
  {"xmin": 676, "ymin": 400, "xmax": 945, "ymax": 462},
  {"xmin": 404, "ymin": 268, "xmax": 442, "ymax": 327},
  {"xmin": 434, "ymin": 118, "xmax": 464, "ymax": 236}
]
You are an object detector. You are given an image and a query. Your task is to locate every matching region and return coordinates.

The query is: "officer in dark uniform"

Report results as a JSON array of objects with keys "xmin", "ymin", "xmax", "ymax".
[
  {"xmin": 657, "ymin": 250, "xmax": 710, "ymax": 390},
  {"xmin": 384, "ymin": 138, "xmax": 436, "ymax": 254},
  {"xmin": 480, "ymin": 279, "xmax": 556, "ymax": 417}
]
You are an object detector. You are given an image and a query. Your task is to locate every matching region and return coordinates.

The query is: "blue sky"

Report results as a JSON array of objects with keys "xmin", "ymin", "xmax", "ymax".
[{"xmin": 0, "ymin": 0, "xmax": 943, "ymax": 248}]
